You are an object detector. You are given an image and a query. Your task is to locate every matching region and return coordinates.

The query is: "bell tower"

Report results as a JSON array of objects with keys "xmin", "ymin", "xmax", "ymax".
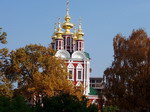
[
  {"xmin": 55, "ymin": 18, "xmax": 64, "ymax": 50},
  {"xmin": 76, "ymin": 19, "xmax": 84, "ymax": 51},
  {"xmin": 62, "ymin": 0, "xmax": 74, "ymax": 54}
]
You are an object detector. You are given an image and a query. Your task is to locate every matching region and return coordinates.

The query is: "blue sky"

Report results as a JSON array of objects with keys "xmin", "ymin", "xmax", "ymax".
[{"xmin": 0, "ymin": 0, "xmax": 150, "ymax": 77}]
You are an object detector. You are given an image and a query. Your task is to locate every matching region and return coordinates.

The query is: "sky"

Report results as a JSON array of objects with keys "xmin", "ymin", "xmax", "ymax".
[{"xmin": 0, "ymin": 0, "xmax": 150, "ymax": 77}]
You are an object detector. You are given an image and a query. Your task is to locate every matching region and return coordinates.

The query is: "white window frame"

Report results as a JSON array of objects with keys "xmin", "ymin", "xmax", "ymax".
[
  {"xmin": 68, "ymin": 68, "xmax": 74, "ymax": 80},
  {"xmin": 67, "ymin": 63, "xmax": 74, "ymax": 81},
  {"xmin": 76, "ymin": 63, "xmax": 83, "ymax": 81}
]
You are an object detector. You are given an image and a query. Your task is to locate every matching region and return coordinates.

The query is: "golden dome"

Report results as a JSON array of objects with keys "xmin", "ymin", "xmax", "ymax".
[
  {"xmin": 62, "ymin": 16, "xmax": 74, "ymax": 34},
  {"xmin": 62, "ymin": 22, "xmax": 73, "ymax": 32},
  {"xmin": 77, "ymin": 35, "xmax": 84, "ymax": 40},
  {"xmin": 52, "ymin": 35, "xmax": 57, "ymax": 40},
  {"xmin": 55, "ymin": 19, "xmax": 63, "ymax": 39},
  {"xmin": 77, "ymin": 22, "xmax": 84, "ymax": 40}
]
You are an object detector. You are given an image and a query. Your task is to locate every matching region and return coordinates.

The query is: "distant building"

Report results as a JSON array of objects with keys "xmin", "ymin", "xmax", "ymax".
[{"xmin": 90, "ymin": 77, "xmax": 104, "ymax": 93}]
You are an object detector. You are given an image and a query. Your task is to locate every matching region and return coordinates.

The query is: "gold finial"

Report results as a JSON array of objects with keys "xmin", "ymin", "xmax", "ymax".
[
  {"xmin": 64, "ymin": 0, "xmax": 71, "ymax": 22},
  {"xmin": 62, "ymin": 0, "xmax": 73, "ymax": 34},
  {"xmin": 56, "ymin": 18, "xmax": 63, "ymax": 39},
  {"xmin": 57, "ymin": 18, "xmax": 63, "ymax": 32},
  {"xmin": 77, "ymin": 18, "xmax": 84, "ymax": 40}
]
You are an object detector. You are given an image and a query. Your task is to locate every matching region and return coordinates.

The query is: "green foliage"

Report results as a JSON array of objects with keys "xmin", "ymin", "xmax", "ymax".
[
  {"xmin": 11, "ymin": 96, "xmax": 34, "ymax": 112},
  {"xmin": 0, "ymin": 95, "xmax": 34, "ymax": 112},
  {"xmin": 35, "ymin": 93, "xmax": 98, "ymax": 112},
  {"xmin": 0, "ymin": 96, "xmax": 10, "ymax": 112},
  {"xmin": 88, "ymin": 104, "xmax": 99, "ymax": 112},
  {"xmin": 103, "ymin": 106, "xmax": 119, "ymax": 112}
]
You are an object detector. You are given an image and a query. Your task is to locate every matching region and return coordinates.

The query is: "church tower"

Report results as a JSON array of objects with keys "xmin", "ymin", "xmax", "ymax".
[{"xmin": 50, "ymin": 0, "xmax": 90, "ymax": 95}]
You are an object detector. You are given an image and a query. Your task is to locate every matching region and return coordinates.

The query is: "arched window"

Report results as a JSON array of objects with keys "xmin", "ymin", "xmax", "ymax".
[
  {"xmin": 76, "ymin": 63, "xmax": 83, "ymax": 81},
  {"xmin": 67, "ymin": 63, "xmax": 74, "ymax": 80}
]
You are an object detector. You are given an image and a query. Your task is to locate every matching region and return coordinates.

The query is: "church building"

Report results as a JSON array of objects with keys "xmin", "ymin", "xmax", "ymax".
[{"xmin": 50, "ymin": 0, "xmax": 91, "ymax": 96}]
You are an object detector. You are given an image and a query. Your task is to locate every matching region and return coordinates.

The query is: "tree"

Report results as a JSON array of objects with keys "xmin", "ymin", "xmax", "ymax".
[
  {"xmin": 0, "ymin": 27, "xmax": 7, "ymax": 44},
  {"xmin": 0, "ymin": 95, "xmax": 34, "ymax": 112},
  {"xmin": 35, "ymin": 93, "xmax": 98, "ymax": 112},
  {"xmin": 0, "ymin": 28, "xmax": 13, "ymax": 97},
  {"xmin": 6, "ymin": 44, "xmax": 83, "ymax": 100},
  {"xmin": 103, "ymin": 29, "xmax": 150, "ymax": 111},
  {"xmin": 103, "ymin": 106, "xmax": 119, "ymax": 112}
]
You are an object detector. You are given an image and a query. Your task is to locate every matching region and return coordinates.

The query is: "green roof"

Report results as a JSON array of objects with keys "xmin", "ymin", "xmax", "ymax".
[
  {"xmin": 84, "ymin": 52, "xmax": 90, "ymax": 59},
  {"xmin": 89, "ymin": 87, "xmax": 97, "ymax": 95}
]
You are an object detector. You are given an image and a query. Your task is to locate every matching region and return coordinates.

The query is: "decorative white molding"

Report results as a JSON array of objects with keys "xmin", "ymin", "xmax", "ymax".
[
  {"xmin": 76, "ymin": 81, "xmax": 82, "ymax": 86},
  {"xmin": 76, "ymin": 63, "xmax": 83, "ymax": 69},
  {"xmin": 67, "ymin": 63, "xmax": 74, "ymax": 68},
  {"xmin": 86, "ymin": 95, "xmax": 99, "ymax": 100},
  {"xmin": 67, "ymin": 60, "xmax": 84, "ymax": 64},
  {"xmin": 86, "ymin": 60, "xmax": 90, "ymax": 95}
]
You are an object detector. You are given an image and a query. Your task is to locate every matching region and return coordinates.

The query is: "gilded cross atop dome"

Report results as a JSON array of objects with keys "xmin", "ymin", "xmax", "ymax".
[
  {"xmin": 62, "ymin": 0, "xmax": 73, "ymax": 34},
  {"xmin": 66, "ymin": 0, "xmax": 70, "ymax": 18},
  {"xmin": 77, "ymin": 18, "xmax": 84, "ymax": 40},
  {"xmin": 55, "ymin": 18, "xmax": 63, "ymax": 39}
]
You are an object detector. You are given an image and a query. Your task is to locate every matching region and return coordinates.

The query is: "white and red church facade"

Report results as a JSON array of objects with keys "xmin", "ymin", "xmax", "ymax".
[
  {"xmin": 50, "ymin": 1, "xmax": 100, "ymax": 103},
  {"xmin": 50, "ymin": 15, "xmax": 91, "ymax": 95}
]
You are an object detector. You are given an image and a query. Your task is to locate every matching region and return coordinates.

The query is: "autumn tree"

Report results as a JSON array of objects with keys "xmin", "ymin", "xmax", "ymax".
[
  {"xmin": 0, "ymin": 28, "xmax": 13, "ymax": 97},
  {"xmin": 6, "ymin": 44, "xmax": 83, "ymax": 101},
  {"xmin": 0, "ymin": 27, "xmax": 7, "ymax": 44},
  {"xmin": 103, "ymin": 29, "xmax": 150, "ymax": 111}
]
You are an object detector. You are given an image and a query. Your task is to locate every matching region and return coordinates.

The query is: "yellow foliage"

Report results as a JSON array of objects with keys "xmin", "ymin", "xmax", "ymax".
[{"xmin": 8, "ymin": 44, "xmax": 83, "ymax": 99}]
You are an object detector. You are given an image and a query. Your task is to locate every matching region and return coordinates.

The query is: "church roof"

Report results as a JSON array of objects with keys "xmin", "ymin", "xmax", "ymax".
[
  {"xmin": 84, "ymin": 52, "xmax": 90, "ymax": 59},
  {"xmin": 89, "ymin": 87, "xmax": 97, "ymax": 95}
]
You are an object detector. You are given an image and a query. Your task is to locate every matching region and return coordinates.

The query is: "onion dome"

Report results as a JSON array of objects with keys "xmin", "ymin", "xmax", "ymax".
[
  {"xmin": 77, "ymin": 20, "xmax": 84, "ymax": 40},
  {"xmin": 55, "ymin": 18, "xmax": 63, "ymax": 39},
  {"xmin": 62, "ymin": 0, "xmax": 73, "ymax": 34}
]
